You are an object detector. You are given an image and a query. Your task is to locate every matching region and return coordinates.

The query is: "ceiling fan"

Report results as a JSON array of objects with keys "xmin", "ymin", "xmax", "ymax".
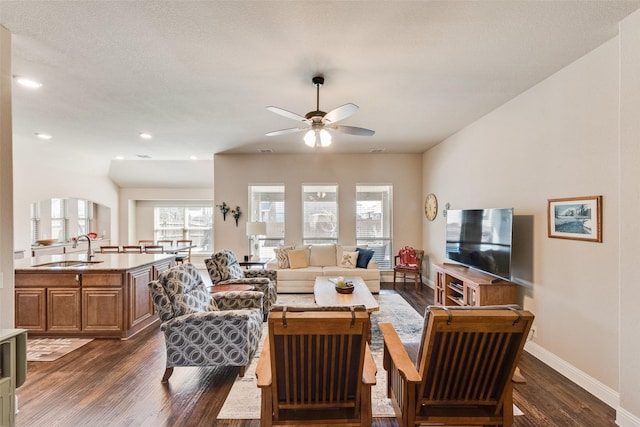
[{"xmin": 265, "ymin": 75, "xmax": 375, "ymax": 147}]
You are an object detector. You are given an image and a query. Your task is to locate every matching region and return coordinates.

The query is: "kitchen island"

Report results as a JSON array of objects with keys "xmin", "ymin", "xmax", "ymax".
[{"xmin": 14, "ymin": 253, "xmax": 175, "ymax": 339}]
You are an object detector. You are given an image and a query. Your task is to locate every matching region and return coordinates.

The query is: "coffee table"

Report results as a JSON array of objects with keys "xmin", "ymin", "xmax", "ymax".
[
  {"xmin": 209, "ymin": 284, "xmax": 254, "ymax": 293},
  {"xmin": 313, "ymin": 276, "xmax": 379, "ymax": 312},
  {"xmin": 314, "ymin": 276, "xmax": 379, "ymax": 342}
]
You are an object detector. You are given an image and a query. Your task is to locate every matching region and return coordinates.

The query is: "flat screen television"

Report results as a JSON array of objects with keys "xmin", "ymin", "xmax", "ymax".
[{"xmin": 445, "ymin": 208, "xmax": 514, "ymax": 281}]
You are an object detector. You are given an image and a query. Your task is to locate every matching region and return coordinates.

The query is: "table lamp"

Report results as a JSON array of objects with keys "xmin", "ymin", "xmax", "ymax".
[{"xmin": 246, "ymin": 221, "xmax": 267, "ymax": 260}]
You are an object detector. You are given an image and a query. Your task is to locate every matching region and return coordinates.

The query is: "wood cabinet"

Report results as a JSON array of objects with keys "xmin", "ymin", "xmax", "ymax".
[
  {"xmin": 433, "ymin": 263, "xmax": 516, "ymax": 307},
  {"xmin": 15, "ymin": 256, "xmax": 174, "ymax": 339}
]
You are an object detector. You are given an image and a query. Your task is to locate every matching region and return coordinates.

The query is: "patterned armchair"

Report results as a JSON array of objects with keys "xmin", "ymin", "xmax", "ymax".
[
  {"xmin": 205, "ymin": 249, "xmax": 277, "ymax": 319},
  {"xmin": 148, "ymin": 263, "xmax": 264, "ymax": 383}
]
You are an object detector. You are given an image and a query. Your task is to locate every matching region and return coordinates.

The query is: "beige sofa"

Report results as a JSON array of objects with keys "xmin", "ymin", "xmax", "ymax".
[{"xmin": 267, "ymin": 244, "xmax": 380, "ymax": 294}]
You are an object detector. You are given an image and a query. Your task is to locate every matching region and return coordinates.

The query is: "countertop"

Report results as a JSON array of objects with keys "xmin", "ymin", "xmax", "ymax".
[
  {"xmin": 14, "ymin": 253, "xmax": 175, "ymax": 272},
  {"xmin": 0, "ymin": 328, "xmax": 27, "ymax": 341}
]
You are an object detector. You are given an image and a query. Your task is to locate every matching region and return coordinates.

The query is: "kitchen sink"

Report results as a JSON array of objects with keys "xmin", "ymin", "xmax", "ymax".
[{"xmin": 31, "ymin": 260, "xmax": 104, "ymax": 268}]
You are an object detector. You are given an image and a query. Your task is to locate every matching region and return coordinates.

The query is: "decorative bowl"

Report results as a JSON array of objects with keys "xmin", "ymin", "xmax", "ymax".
[
  {"xmin": 36, "ymin": 239, "xmax": 58, "ymax": 246},
  {"xmin": 335, "ymin": 283, "xmax": 355, "ymax": 294}
]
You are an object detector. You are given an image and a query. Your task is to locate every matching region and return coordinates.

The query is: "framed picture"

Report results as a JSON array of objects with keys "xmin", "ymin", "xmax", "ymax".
[{"xmin": 547, "ymin": 196, "xmax": 602, "ymax": 242}]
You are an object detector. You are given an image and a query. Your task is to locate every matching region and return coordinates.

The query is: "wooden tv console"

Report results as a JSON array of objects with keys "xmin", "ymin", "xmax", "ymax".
[{"xmin": 433, "ymin": 263, "xmax": 516, "ymax": 306}]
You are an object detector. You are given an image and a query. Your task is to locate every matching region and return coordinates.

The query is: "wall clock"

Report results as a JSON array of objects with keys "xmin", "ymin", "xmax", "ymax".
[{"xmin": 425, "ymin": 193, "xmax": 438, "ymax": 221}]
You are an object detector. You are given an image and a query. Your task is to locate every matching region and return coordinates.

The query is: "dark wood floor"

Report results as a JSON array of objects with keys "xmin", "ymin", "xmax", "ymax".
[{"xmin": 16, "ymin": 283, "xmax": 616, "ymax": 426}]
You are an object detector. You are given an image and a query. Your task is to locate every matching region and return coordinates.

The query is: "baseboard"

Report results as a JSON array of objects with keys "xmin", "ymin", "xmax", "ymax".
[
  {"xmin": 524, "ymin": 341, "xmax": 619, "ymax": 408},
  {"xmin": 616, "ymin": 406, "xmax": 640, "ymax": 427}
]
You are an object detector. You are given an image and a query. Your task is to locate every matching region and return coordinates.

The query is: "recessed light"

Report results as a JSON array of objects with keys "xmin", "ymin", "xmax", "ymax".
[
  {"xmin": 14, "ymin": 76, "xmax": 42, "ymax": 89},
  {"xmin": 139, "ymin": 132, "xmax": 152, "ymax": 139},
  {"xmin": 35, "ymin": 133, "xmax": 52, "ymax": 140},
  {"xmin": 114, "ymin": 156, "xmax": 124, "ymax": 160},
  {"xmin": 136, "ymin": 154, "xmax": 152, "ymax": 159},
  {"xmin": 189, "ymin": 155, "xmax": 198, "ymax": 160},
  {"xmin": 369, "ymin": 148, "xmax": 385, "ymax": 153}
]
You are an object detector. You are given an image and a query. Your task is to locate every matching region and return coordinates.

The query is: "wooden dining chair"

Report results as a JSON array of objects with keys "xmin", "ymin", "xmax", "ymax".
[
  {"xmin": 380, "ymin": 305, "xmax": 534, "ymax": 427},
  {"xmin": 256, "ymin": 306, "xmax": 376, "ymax": 426},
  {"xmin": 138, "ymin": 239, "xmax": 154, "ymax": 247},
  {"xmin": 99, "ymin": 245, "xmax": 120, "ymax": 253},
  {"xmin": 157, "ymin": 239, "xmax": 173, "ymax": 247},
  {"xmin": 393, "ymin": 247, "xmax": 424, "ymax": 290},
  {"xmin": 122, "ymin": 245, "xmax": 143, "ymax": 253},
  {"xmin": 144, "ymin": 245, "xmax": 164, "ymax": 253},
  {"xmin": 175, "ymin": 239, "xmax": 192, "ymax": 263}
]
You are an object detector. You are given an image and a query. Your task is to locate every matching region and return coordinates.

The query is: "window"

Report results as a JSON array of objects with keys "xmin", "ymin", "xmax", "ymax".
[
  {"xmin": 30, "ymin": 202, "xmax": 40, "ymax": 244},
  {"xmin": 249, "ymin": 185, "xmax": 285, "ymax": 258},
  {"xmin": 154, "ymin": 206, "xmax": 213, "ymax": 252},
  {"xmin": 51, "ymin": 198, "xmax": 68, "ymax": 242},
  {"xmin": 77, "ymin": 199, "xmax": 92, "ymax": 235},
  {"xmin": 303, "ymin": 184, "xmax": 338, "ymax": 245},
  {"xmin": 356, "ymin": 185, "xmax": 392, "ymax": 269}
]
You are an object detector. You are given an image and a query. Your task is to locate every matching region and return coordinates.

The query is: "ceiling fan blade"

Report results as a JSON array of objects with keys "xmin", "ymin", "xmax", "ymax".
[
  {"xmin": 266, "ymin": 106, "xmax": 309, "ymax": 123},
  {"xmin": 265, "ymin": 127, "xmax": 309, "ymax": 137},
  {"xmin": 323, "ymin": 103, "xmax": 359, "ymax": 124},
  {"xmin": 327, "ymin": 125, "xmax": 375, "ymax": 136}
]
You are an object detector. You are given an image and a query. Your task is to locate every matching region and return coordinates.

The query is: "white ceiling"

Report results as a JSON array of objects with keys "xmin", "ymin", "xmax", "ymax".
[{"xmin": 2, "ymin": 1, "xmax": 639, "ymax": 187}]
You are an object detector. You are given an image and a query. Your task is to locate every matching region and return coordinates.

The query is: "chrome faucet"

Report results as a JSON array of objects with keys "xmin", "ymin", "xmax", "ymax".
[{"xmin": 73, "ymin": 234, "xmax": 93, "ymax": 259}]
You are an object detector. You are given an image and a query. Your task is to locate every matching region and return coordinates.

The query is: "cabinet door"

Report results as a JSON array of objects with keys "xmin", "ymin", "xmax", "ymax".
[
  {"xmin": 127, "ymin": 266, "xmax": 154, "ymax": 329},
  {"xmin": 0, "ymin": 377, "xmax": 14, "ymax": 427},
  {"xmin": 15, "ymin": 289, "xmax": 46, "ymax": 332},
  {"xmin": 82, "ymin": 288, "xmax": 123, "ymax": 331},
  {"xmin": 48, "ymin": 289, "xmax": 81, "ymax": 332}
]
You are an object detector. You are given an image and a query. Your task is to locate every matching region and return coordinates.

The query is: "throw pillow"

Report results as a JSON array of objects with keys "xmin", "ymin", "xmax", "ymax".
[
  {"xmin": 288, "ymin": 249, "xmax": 309, "ymax": 269},
  {"xmin": 340, "ymin": 251, "xmax": 359, "ymax": 269},
  {"xmin": 274, "ymin": 245, "xmax": 294, "ymax": 268},
  {"xmin": 355, "ymin": 247, "xmax": 375, "ymax": 269},
  {"xmin": 336, "ymin": 244, "xmax": 368, "ymax": 265},
  {"xmin": 309, "ymin": 244, "xmax": 337, "ymax": 267}
]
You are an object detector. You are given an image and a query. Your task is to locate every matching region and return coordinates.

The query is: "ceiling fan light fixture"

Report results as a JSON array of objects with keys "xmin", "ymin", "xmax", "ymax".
[
  {"xmin": 304, "ymin": 130, "xmax": 316, "ymax": 147},
  {"xmin": 319, "ymin": 129, "xmax": 332, "ymax": 147}
]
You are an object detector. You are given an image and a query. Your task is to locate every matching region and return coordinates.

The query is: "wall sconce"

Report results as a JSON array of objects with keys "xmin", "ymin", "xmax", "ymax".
[{"xmin": 443, "ymin": 202, "xmax": 451, "ymax": 218}]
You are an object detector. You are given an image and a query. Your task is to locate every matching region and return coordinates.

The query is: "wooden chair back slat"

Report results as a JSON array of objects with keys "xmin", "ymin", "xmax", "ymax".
[
  {"xmin": 417, "ymin": 309, "xmax": 532, "ymax": 408},
  {"xmin": 266, "ymin": 310, "xmax": 370, "ymax": 420}
]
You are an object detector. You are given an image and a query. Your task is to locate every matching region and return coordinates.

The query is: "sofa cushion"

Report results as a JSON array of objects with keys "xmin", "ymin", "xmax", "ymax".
[
  {"xmin": 339, "ymin": 250, "xmax": 359, "ymax": 269},
  {"xmin": 355, "ymin": 248, "xmax": 375, "ymax": 268},
  {"xmin": 274, "ymin": 245, "xmax": 294, "ymax": 268},
  {"xmin": 323, "ymin": 266, "xmax": 380, "ymax": 281},
  {"xmin": 309, "ymin": 244, "xmax": 337, "ymax": 267},
  {"xmin": 277, "ymin": 266, "xmax": 324, "ymax": 281},
  {"xmin": 288, "ymin": 249, "xmax": 309, "ymax": 269}
]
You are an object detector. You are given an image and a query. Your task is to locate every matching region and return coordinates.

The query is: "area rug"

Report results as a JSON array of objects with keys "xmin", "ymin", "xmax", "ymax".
[
  {"xmin": 218, "ymin": 291, "xmax": 425, "ymax": 419},
  {"xmin": 27, "ymin": 338, "xmax": 93, "ymax": 362}
]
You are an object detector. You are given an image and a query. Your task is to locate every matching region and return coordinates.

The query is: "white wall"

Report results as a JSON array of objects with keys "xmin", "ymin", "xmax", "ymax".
[
  {"xmin": 423, "ymin": 29, "xmax": 640, "ymax": 423},
  {"xmin": 618, "ymin": 9, "xmax": 640, "ymax": 427},
  {"xmin": 213, "ymin": 153, "xmax": 423, "ymax": 263},
  {"xmin": 12, "ymin": 140, "xmax": 120, "ymax": 252}
]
